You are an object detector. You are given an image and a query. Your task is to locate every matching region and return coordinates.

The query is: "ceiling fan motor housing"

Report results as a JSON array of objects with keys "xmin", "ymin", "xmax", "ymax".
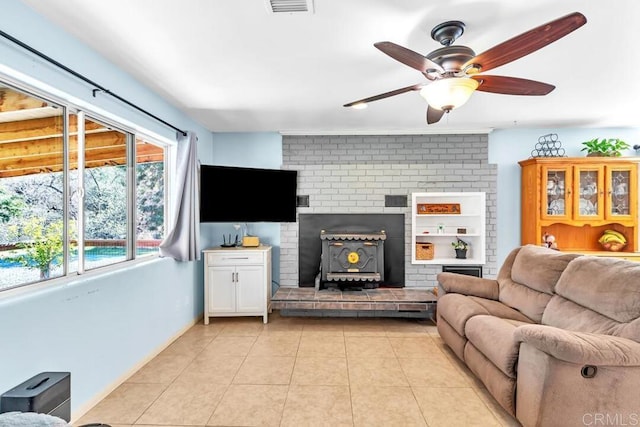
[{"xmin": 426, "ymin": 45, "xmax": 476, "ymax": 75}]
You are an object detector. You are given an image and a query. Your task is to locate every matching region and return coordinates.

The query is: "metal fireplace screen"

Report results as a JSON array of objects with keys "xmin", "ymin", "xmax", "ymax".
[{"xmin": 320, "ymin": 230, "xmax": 385, "ymax": 287}]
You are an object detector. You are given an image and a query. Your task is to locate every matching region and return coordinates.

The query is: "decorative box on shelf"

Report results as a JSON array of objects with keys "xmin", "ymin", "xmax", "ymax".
[{"xmin": 417, "ymin": 203, "xmax": 461, "ymax": 215}]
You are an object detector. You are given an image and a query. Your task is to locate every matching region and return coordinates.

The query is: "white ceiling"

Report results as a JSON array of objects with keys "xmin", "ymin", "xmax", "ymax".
[{"xmin": 20, "ymin": 0, "xmax": 640, "ymax": 134}]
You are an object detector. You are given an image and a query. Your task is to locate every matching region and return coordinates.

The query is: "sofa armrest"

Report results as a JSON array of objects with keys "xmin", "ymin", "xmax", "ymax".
[
  {"xmin": 436, "ymin": 272, "xmax": 499, "ymax": 300},
  {"xmin": 514, "ymin": 324, "xmax": 640, "ymax": 366}
]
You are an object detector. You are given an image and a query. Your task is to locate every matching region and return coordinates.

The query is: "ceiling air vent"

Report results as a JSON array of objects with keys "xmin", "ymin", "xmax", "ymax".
[{"xmin": 265, "ymin": 0, "xmax": 314, "ymax": 14}]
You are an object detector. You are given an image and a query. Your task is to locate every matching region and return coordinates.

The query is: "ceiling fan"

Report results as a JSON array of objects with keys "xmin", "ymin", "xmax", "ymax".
[{"xmin": 344, "ymin": 12, "xmax": 587, "ymax": 124}]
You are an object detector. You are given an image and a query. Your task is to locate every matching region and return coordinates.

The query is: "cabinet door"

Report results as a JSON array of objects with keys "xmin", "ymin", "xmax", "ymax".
[
  {"xmin": 574, "ymin": 165, "xmax": 604, "ymax": 221},
  {"xmin": 605, "ymin": 165, "xmax": 637, "ymax": 221},
  {"xmin": 541, "ymin": 166, "xmax": 573, "ymax": 221},
  {"xmin": 208, "ymin": 266, "xmax": 236, "ymax": 313},
  {"xmin": 236, "ymin": 264, "xmax": 265, "ymax": 313}
]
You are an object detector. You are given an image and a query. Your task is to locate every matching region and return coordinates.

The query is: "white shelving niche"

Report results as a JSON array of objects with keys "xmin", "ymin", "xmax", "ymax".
[{"xmin": 411, "ymin": 192, "xmax": 486, "ymax": 265}]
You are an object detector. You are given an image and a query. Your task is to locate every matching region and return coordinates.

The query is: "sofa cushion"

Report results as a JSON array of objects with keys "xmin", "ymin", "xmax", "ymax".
[
  {"xmin": 437, "ymin": 294, "xmax": 532, "ymax": 337},
  {"xmin": 464, "ymin": 342, "xmax": 516, "ymax": 416},
  {"xmin": 554, "ymin": 256, "xmax": 640, "ymax": 323},
  {"xmin": 510, "ymin": 245, "xmax": 580, "ymax": 294},
  {"xmin": 498, "ymin": 245, "xmax": 581, "ymax": 322},
  {"xmin": 437, "ymin": 293, "xmax": 489, "ymax": 336},
  {"xmin": 542, "ymin": 297, "xmax": 620, "ymax": 335},
  {"xmin": 543, "ymin": 256, "xmax": 640, "ymax": 342},
  {"xmin": 435, "ymin": 314, "xmax": 467, "ymax": 361},
  {"xmin": 465, "ymin": 315, "xmax": 529, "ymax": 378},
  {"xmin": 468, "ymin": 297, "xmax": 533, "ymax": 323}
]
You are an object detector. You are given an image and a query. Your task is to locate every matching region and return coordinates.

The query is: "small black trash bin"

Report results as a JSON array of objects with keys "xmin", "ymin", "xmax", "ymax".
[{"xmin": 0, "ymin": 372, "xmax": 70, "ymax": 422}]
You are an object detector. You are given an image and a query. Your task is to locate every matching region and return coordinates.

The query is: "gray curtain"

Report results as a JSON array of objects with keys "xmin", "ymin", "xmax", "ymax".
[{"xmin": 159, "ymin": 131, "xmax": 200, "ymax": 261}]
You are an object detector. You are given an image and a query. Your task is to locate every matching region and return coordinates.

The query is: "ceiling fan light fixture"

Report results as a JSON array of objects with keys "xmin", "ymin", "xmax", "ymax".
[
  {"xmin": 350, "ymin": 102, "xmax": 368, "ymax": 110},
  {"xmin": 420, "ymin": 77, "xmax": 479, "ymax": 111}
]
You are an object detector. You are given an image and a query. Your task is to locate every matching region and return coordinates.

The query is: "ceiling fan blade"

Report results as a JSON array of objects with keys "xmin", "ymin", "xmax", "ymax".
[
  {"xmin": 343, "ymin": 83, "xmax": 423, "ymax": 107},
  {"xmin": 471, "ymin": 75, "xmax": 555, "ymax": 95},
  {"xmin": 426, "ymin": 106, "xmax": 445, "ymax": 124},
  {"xmin": 463, "ymin": 12, "xmax": 587, "ymax": 73},
  {"xmin": 374, "ymin": 41, "xmax": 444, "ymax": 73}
]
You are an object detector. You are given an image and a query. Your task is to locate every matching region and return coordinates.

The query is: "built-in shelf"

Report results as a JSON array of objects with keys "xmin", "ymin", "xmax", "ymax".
[{"xmin": 411, "ymin": 192, "xmax": 486, "ymax": 265}]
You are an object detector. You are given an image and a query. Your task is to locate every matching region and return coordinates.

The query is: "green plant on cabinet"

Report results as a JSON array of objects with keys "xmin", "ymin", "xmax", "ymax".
[{"xmin": 580, "ymin": 138, "xmax": 630, "ymax": 157}]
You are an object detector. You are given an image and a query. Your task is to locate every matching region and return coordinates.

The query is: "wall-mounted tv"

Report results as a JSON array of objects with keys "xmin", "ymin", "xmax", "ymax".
[{"xmin": 199, "ymin": 165, "xmax": 298, "ymax": 223}]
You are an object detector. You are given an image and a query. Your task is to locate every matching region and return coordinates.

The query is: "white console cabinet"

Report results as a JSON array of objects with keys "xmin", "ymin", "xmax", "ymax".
[{"xmin": 203, "ymin": 245, "xmax": 272, "ymax": 324}]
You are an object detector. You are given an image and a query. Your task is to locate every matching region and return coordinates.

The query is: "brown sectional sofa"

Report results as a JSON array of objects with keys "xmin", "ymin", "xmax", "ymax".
[{"xmin": 436, "ymin": 244, "xmax": 640, "ymax": 427}]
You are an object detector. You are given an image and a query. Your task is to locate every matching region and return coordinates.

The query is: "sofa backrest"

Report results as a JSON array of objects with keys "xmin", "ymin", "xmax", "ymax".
[
  {"xmin": 497, "ymin": 245, "xmax": 581, "ymax": 323},
  {"xmin": 542, "ymin": 256, "xmax": 640, "ymax": 342}
]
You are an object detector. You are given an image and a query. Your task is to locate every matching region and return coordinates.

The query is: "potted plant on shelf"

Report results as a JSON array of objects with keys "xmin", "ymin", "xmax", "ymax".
[
  {"xmin": 452, "ymin": 238, "xmax": 469, "ymax": 259},
  {"xmin": 580, "ymin": 138, "xmax": 630, "ymax": 157}
]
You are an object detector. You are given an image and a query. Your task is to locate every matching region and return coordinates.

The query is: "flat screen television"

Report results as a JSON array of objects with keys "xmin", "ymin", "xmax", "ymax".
[{"xmin": 199, "ymin": 165, "xmax": 298, "ymax": 223}]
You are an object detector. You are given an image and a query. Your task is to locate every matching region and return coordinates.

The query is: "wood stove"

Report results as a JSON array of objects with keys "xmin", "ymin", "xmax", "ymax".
[{"xmin": 319, "ymin": 230, "xmax": 386, "ymax": 290}]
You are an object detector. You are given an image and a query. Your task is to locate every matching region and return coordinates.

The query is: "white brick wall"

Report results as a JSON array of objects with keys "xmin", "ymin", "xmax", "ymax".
[{"xmin": 280, "ymin": 134, "xmax": 497, "ymax": 290}]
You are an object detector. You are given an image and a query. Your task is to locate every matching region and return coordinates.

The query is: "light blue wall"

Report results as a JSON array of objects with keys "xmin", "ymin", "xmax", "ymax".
[
  {"xmin": 203, "ymin": 132, "xmax": 285, "ymax": 291},
  {"xmin": 0, "ymin": 0, "xmax": 212, "ymax": 418},
  {"xmin": 210, "ymin": 132, "xmax": 283, "ymax": 168},
  {"xmin": 489, "ymin": 127, "xmax": 640, "ymax": 267}
]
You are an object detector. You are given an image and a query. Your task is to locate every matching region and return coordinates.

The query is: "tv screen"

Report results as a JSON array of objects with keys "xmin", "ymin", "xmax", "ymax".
[{"xmin": 199, "ymin": 165, "xmax": 298, "ymax": 223}]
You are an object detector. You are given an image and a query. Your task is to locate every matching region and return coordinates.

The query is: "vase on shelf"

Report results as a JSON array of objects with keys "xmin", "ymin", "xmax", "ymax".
[{"xmin": 455, "ymin": 249, "xmax": 467, "ymax": 259}]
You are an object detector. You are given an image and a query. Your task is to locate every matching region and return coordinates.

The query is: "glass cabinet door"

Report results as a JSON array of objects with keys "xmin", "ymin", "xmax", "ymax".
[
  {"xmin": 574, "ymin": 166, "xmax": 603, "ymax": 220},
  {"xmin": 606, "ymin": 167, "xmax": 634, "ymax": 220},
  {"xmin": 541, "ymin": 167, "xmax": 572, "ymax": 221}
]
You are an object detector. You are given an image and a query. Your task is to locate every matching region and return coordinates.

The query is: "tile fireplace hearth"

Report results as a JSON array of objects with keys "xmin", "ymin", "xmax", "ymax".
[{"xmin": 271, "ymin": 287, "xmax": 436, "ymax": 319}]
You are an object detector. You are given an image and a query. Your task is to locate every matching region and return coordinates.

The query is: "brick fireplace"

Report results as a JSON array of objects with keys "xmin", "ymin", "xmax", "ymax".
[{"xmin": 277, "ymin": 133, "xmax": 498, "ymax": 290}]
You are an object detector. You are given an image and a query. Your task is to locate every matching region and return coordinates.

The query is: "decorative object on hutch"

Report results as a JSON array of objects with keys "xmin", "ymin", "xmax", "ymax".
[
  {"xmin": 542, "ymin": 232, "xmax": 558, "ymax": 249},
  {"xmin": 580, "ymin": 138, "xmax": 630, "ymax": 157},
  {"xmin": 519, "ymin": 157, "xmax": 639, "ymax": 259},
  {"xmin": 411, "ymin": 192, "xmax": 485, "ymax": 265},
  {"xmin": 530, "ymin": 133, "xmax": 566, "ymax": 158},
  {"xmin": 597, "ymin": 229, "xmax": 627, "ymax": 251}
]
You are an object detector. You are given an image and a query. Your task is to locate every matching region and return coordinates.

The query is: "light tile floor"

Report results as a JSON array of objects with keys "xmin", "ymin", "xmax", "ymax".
[{"xmin": 74, "ymin": 311, "xmax": 521, "ymax": 427}]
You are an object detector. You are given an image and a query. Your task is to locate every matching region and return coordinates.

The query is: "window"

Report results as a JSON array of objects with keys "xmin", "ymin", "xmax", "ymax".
[
  {"xmin": 0, "ymin": 82, "xmax": 168, "ymax": 291},
  {"xmin": 135, "ymin": 137, "xmax": 165, "ymax": 256}
]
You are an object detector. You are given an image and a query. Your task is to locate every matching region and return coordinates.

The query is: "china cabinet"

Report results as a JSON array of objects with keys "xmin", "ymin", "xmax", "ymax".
[{"xmin": 519, "ymin": 157, "xmax": 638, "ymax": 254}]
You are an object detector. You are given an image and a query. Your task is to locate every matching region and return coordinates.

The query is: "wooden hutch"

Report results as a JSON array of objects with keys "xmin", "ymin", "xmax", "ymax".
[{"xmin": 519, "ymin": 156, "xmax": 640, "ymax": 260}]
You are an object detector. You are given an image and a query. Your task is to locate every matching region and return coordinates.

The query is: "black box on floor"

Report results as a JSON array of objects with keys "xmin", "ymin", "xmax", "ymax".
[{"xmin": 0, "ymin": 372, "xmax": 70, "ymax": 422}]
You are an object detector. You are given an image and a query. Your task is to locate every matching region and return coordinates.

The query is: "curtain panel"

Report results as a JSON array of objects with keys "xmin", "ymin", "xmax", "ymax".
[{"xmin": 159, "ymin": 131, "xmax": 200, "ymax": 261}]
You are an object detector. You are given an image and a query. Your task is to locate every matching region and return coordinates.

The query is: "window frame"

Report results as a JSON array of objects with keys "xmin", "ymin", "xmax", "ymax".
[{"xmin": 0, "ymin": 74, "xmax": 175, "ymax": 297}]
